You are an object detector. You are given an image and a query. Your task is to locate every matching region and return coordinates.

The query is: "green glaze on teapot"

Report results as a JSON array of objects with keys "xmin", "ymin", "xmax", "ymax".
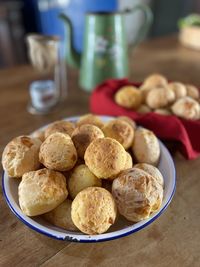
[{"xmin": 60, "ymin": 5, "xmax": 152, "ymax": 91}]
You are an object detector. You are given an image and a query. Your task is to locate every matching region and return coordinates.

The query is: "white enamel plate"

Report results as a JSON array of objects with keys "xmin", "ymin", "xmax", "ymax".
[{"xmin": 2, "ymin": 116, "xmax": 176, "ymax": 242}]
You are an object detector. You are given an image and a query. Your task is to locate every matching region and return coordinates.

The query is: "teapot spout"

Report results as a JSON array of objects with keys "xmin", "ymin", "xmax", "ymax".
[{"xmin": 59, "ymin": 13, "xmax": 81, "ymax": 69}]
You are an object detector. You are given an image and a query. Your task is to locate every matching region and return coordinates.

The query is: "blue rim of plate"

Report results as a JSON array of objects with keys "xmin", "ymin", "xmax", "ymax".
[{"xmin": 1, "ymin": 116, "xmax": 176, "ymax": 243}]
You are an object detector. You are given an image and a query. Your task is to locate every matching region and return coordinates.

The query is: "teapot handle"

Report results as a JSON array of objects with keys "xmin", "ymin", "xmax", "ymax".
[{"xmin": 127, "ymin": 4, "xmax": 153, "ymax": 46}]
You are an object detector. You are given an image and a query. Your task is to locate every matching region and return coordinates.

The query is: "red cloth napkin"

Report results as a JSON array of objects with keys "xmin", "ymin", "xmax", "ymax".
[{"xmin": 90, "ymin": 78, "xmax": 200, "ymax": 160}]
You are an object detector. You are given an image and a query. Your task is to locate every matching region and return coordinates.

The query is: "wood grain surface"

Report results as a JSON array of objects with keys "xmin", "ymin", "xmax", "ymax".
[{"xmin": 0, "ymin": 35, "xmax": 200, "ymax": 267}]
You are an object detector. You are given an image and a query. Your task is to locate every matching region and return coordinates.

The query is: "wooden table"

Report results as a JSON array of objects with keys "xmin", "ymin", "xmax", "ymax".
[{"xmin": 0, "ymin": 35, "xmax": 200, "ymax": 267}]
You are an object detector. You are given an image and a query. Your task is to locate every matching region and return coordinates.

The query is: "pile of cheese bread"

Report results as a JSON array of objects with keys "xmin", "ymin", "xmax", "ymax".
[
  {"xmin": 115, "ymin": 73, "xmax": 200, "ymax": 120},
  {"xmin": 2, "ymin": 114, "xmax": 164, "ymax": 235}
]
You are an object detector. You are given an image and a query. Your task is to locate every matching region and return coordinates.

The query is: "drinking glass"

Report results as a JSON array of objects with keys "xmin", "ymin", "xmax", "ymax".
[{"xmin": 26, "ymin": 34, "xmax": 67, "ymax": 114}]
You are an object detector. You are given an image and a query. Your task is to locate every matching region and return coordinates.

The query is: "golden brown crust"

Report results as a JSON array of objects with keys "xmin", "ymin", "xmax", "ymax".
[
  {"xmin": 39, "ymin": 132, "xmax": 77, "ymax": 171},
  {"xmin": 112, "ymin": 168, "xmax": 163, "ymax": 222},
  {"xmin": 44, "ymin": 120, "xmax": 75, "ymax": 138},
  {"xmin": 146, "ymin": 88, "xmax": 167, "ymax": 109},
  {"xmin": 102, "ymin": 119, "xmax": 134, "ymax": 150},
  {"xmin": 71, "ymin": 124, "xmax": 104, "ymax": 158},
  {"xmin": 124, "ymin": 152, "xmax": 133, "ymax": 170},
  {"xmin": 115, "ymin": 86, "xmax": 142, "ymax": 109},
  {"xmin": 171, "ymin": 96, "xmax": 200, "ymax": 120},
  {"xmin": 146, "ymin": 88, "xmax": 175, "ymax": 109},
  {"xmin": 84, "ymin": 137, "xmax": 127, "ymax": 179},
  {"xmin": 2, "ymin": 136, "xmax": 41, "ymax": 177},
  {"xmin": 76, "ymin": 114, "xmax": 104, "ymax": 129},
  {"xmin": 137, "ymin": 104, "xmax": 152, "ymax": 114},
  {"xmin": 143, "ymin": 73, "xmax": 168, "ymax": 88},
  {"xmin": 167, "ymin": 82, "xmax": 187, "ymax": 100},
  {"xmin": 43, "ymin": 199, "xmax": 77, "ymax": 231},
  {"xmin": 18, "ymin": 168, "xmax": 68, "ymax": 216},
  {"xmin": 117, "ymin": 116, "xmax": 137, "ymax": 129},
  {"xmin": 166, "ymin": 88, "xmax": 176, "ymax": 104},
  {"xmin": 68, "ymin": 164, "xmax": 102, "ymax": 199},
  {"xmin": 139, "ymin": 86, "xmax": 152, "ymax": 103},
  {"xmin": 71, "ymin": 187, "xmax": 117, "ymax": 234},
  {"xmin": 31, "ymin": 130, "xmax": 45, "ymax": 142},
  {"xmin": 132, "ymin": 128, "xmax": 160, "ymax": 166},
  {"xmin": 134, "ymin": 163, "xmax": 164, "ymax": 186},
  {"xmin": 108, "ymin": 152, "xmax": 133, "ymax": 181},
  {"xmin": 186, "ymin": 84, "xmax": 199, "ymax": 100}
]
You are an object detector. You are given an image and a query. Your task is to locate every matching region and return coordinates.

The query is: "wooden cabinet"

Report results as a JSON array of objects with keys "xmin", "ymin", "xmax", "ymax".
[{"xmin": 0, "ymin": 1, "xmax": 26, "ymax": 68}]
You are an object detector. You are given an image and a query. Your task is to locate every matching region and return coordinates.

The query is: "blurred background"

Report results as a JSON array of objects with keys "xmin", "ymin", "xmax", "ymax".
[{"xmin": 0, "ymin": 0, "xmax": 200, "ymax": 69}]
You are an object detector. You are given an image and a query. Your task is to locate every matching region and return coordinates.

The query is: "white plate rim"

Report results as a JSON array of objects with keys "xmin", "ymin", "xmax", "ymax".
[{"xmin": 2, "ymin": 115, "xmax": 176, "ymax": 243}]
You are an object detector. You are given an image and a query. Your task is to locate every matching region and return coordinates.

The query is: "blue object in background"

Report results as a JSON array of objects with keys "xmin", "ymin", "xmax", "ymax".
[
  {"xmin": 37, "ymin": 0, "xmax": 66, "ymax": 37},
  {"xmin": 23, "ymin": 0, "xmax": 118, "ymax": 53}
]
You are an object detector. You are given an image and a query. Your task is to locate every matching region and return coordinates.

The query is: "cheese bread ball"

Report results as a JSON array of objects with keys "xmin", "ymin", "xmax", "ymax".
[
  {"xmin": 154, "ymin": 108, "xmax": 172, "ymax": 116},
  {"xmin": 76, "ymin": 114, "xmax": 104, "ymax": 129},
  {"xmin": 186, "ymin": 84, "xmax": 199, "ymax": 100},
  {"xmin": 31, "ymin": 130, "xmax": 45, "ymax": 142},
  {"xmin": 165, "ymin": 88, "xmax": 176, "ymax": 104},
  {"xmin": 143, "ymin": 73, "xmax": 168, "ymax": 88},
  {"xmin": 167, "ymin": 82, "xmax": 187, "ymax": 100},
  {"xmin": 39, "ymin": 132, "xmax": 77, "ymax": 171},
  {"xmin": 139, "ymin": 86, "xmax": 152, "ymax": 102},
  {"xmin": 102, "ymin": 119, "xmax": 134, "ymax": 150},
  {"xmin": 137, "ymin": 104, "xmax": 151, "ymax": 114},
  {"xmin": 71, "ymin": 124, "xmax": 104, "ymax": 158},
  {"xmin": 132, "ymin": 128, "xmax": 160, "ymax": 166},
  {"xmin": 44, "ymin": 120, "xmax": 75, "ymax": 138},
  {"xmin": 171, "ymin": 97, "xmax": 200, "ymax": 120},
  {"xmin": 18, "ymin": 168, "xmax": 68, "ymax": 216},
  {"xmin": 71, "ymin": 187, "xmax": 117, "ymax": 234},
  {"xmin": 68, "ymin": 164, "xmax": 102, "ymax": 199},
  {"xmin": 108, "ymin": 152, "xmax": 133, "ymax": 181},
  {"xmin": 115, "ymin": 86, "xmax": 142, "ymax": 109},
  {"xmin": 124, "ymin": 152, "xmax": 133, "ymax": 169},
  {"xmin": 2, "ymin": 136, "xmax": 41, "ymax": 178},
  {"xmin": 134, "ymin": 163, "xmax": 164, "ymax": 186},
  {"xmin": 84, "ymin": 137, "xmax": 127, "ymax": 179},
  {"xmin": 108, "ymin": 151, "xmax": 133, "ymax": 181},
  {"xmin": 44, "ymin": 199, "xmax": 77, "ymax": 231},
  {"xmin": 118, "ymin": 116, "xmax": 137, "ymax": 129},
  {"xmin": 146, "ymin": 87, "xmax": 175, "ymax": 109},
  {"xmin": 112, "ymin": 168, "xmax": 163, "ymax": 222},
  {"xmin": 146, "ymin": 88, "xmax": 167, "ymax": 109}
]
